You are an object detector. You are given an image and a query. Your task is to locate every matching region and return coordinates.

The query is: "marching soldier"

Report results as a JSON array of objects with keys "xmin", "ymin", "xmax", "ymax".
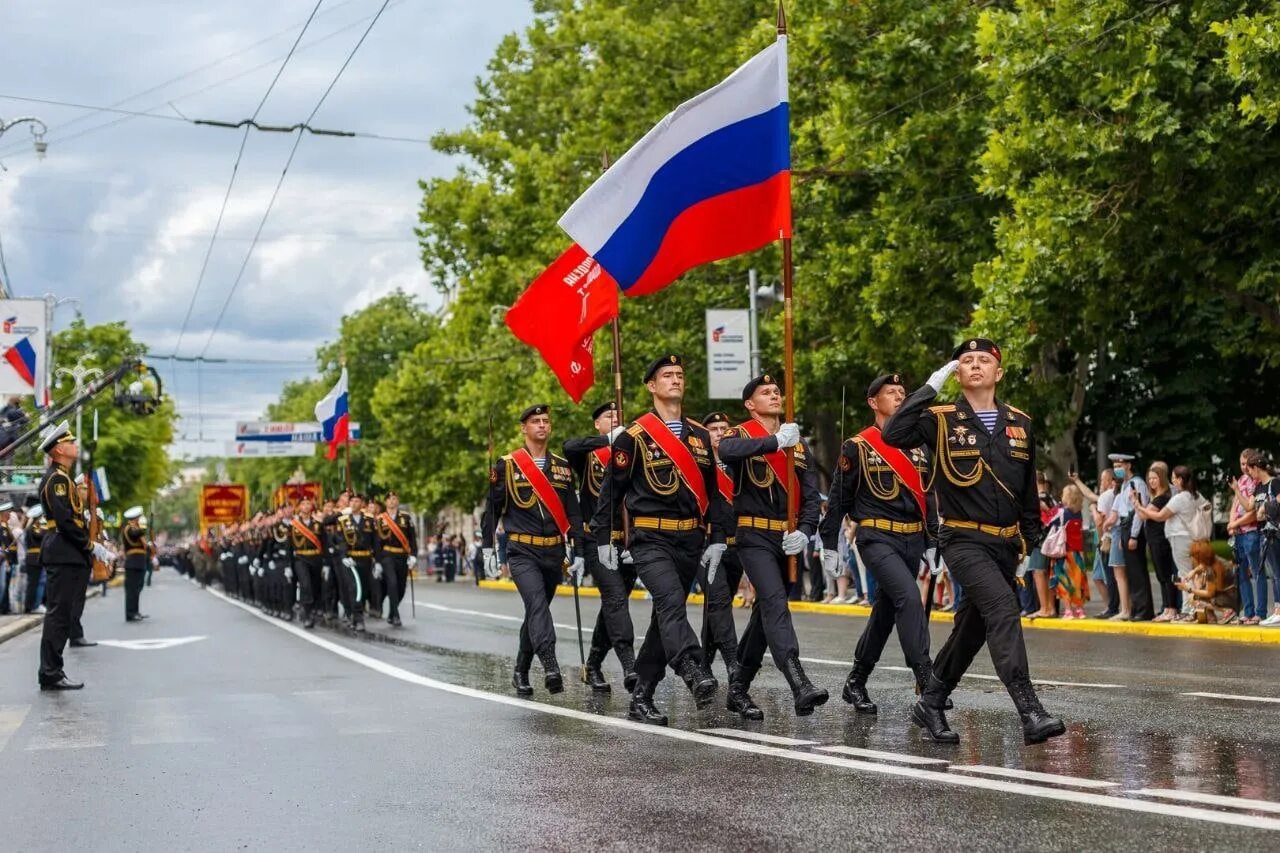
[
  {"xmin": 36, "ymin": 421, "xmax": 113, "ymax": 690},
  {"xmin": 374, "ymin": 491, "xmax": 417, "ymax": 627},
  {"xmin": 593, "ymin": 355, "xmax": 732, "ymax": 726},
  {"xmin": 22, "ymin": 505, "xmax": 45, "ymax": 613},
  {"xmin": 0, "ymin": 501, "xmax": 15, "ymax": 614},
  {"xmin": 337, "ymin": 495, "xmax": 377, "ymax": 631},
  {"xmin": 482, "ymin": 404, "xmax": 585, "ymax": 695},
  {"xmin": 699, "ymin": 411, "xmax": 744, "ymax": 685},
  {"xmin": 821, "ymin": 374, "xmax": 937, "ymax": 717},
  {"xmin": 883, "ymin": 338, "xmax": 1065, "ymax": 745},
  {"xmin": 289, "ymin": 497, "xmax": 327, "ymax": 629},
  {"xmin": 121, "ymin": 506, "xmax": 151, "ymax": 621},
  {"xmin": 563, "ymin": 400, "xmax": 635, "ymax": 692},
  {"xmin": 718, "ymin": 375, "xmax": 828, "ymax": 719}
]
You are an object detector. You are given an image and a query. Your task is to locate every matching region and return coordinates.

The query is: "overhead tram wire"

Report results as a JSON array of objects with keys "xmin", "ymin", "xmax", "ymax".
[
  {"xmin": 197, "ymin": 0, "xmax": 394, "ymax": 360},
  {"xmin": 170, "ymin": 0, "xmax": 327, "ymax": 358}
]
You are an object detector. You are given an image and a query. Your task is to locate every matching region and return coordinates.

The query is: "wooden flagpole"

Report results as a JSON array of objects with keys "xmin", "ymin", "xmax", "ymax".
[
  {"xmin": 341, "ymin": 355, "xmax": 352, "ymax": 492},
  {"xmin": 778, "ymin": 2, "xmax": 798, "ymax": 583}
]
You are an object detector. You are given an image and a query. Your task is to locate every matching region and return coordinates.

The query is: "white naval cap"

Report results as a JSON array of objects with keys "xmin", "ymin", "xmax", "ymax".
[
  {"xmin": 38, "ymin": 420, "xmax": 74, "ymax": 454},
  {"xmin": 124, "ymin": 506, "xmax": 144, "ymax": 520}
]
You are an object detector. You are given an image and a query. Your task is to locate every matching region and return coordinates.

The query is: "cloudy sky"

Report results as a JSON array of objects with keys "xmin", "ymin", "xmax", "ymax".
[{"xmin": 0, "ymin": 0, "xmax": 532, "ymax": 458}]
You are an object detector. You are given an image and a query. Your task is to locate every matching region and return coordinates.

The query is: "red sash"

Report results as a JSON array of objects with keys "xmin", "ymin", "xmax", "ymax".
[
  {"xmin": 509, "ymin": 449, "xmax": 570, "ymax": 536},
  {"xmin": 715, "ymin": 465, "xmax": 734, "ymax": 503},
  {"xmin": 592, "ymin": 446, "xmax": 611, "ymax": 470},
  {"xmin": 291, "ymin": 517, "xmax": 324, "ymax": 552},
  {"xmin": 379, "ymin": 512, "xmax": 411, "ymax": 553},
  {"xmin": 737, "ymin": 418, "xmax": 797, "ymax": 513},
  {"xmin": 634, "ymin": 413, "xmax": 709, "ymax": 515},
  {"xmin": 856, "ymin": 426, "xmax": 927, "ymax": 521}
]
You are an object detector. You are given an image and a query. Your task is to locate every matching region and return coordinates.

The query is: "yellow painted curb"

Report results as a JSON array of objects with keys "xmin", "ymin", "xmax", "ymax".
[{"xmin": 476, "ymin": 579, "xmax": 1280, "ymax": 646}]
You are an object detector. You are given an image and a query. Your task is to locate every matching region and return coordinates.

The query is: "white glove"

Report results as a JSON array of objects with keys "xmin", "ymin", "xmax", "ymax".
[
  {"xmin": 607, "ymin": 426, "xmax": 625, "ymax": 443},
  {"xmin": 821, "ymin": 549, "xmax": 840, "ymax": 576},
  {"xmin": 781, "ymin": 530, "xmax": 808, "ymax": 556},
  {"xmin": 284, "ymin": 567, "xmax": 294, "ymax": 581},
  {"xmin": 569, "ymin": 557, "xmax": 585, "ymax": 583},
  {"xmin": 256, "ymin": 566, "xmax": 265, "ymax": 578},
  {"xmin": 701, "ymin": 543, "xmax": 727, "ymax": 576},
  {"xmin": 923, "ymin": 546, "xmax": 942, "ymax": 577},
  {"xmin": 775, "ymin": 422, "xmax": 801, "ymax": 449},
  {"xmin": 373, "ymin": 562, "xmax": 383, "ymax": 580},
  {"xmin": 322, "ymin": 565, "xmax": 331, "ymax": 581},
  {"xmin": 482, "ymin": 548, "xmax": 497, "ymax": 576},
  {"xmin": 620, "ymin": 549, "xmax": 634, "ymax": 565},
  {"xmin": 251, "ymin": 559, "xmax": 261, "ymax": 571},
  {"xmin": 597, "ymin": 545, "xmax": 618, "ymax": 572},
  {"xmin": 92, "ymin": 543, "xmax": 114, "ymax": 563},
  {"xmin": 407, "ymin": 555, "xmax": 417, "ymax": 570},
  {"xmin": 927, "ymin": 360, "xmax": 959, "ymax": 393},
  {"xmin": 268, "ymin": 560, "xmax": 276, "ymax": 571},
  {"xmin": 342, "ymin": 557, "xmax": 355, "ymax": 569},
  {"xmin": 238, "ymin": 556, "xmax": 248, "ymax": 565}
]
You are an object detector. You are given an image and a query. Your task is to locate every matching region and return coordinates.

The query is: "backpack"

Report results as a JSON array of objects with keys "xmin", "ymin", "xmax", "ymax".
[
  {"xmin": 1190, "ymin": 495, "xmax": 1214, "ymax": 542},
  {"xmin": 1039, "ymin": 509, "xmax": 1068, "ymax": 559}
]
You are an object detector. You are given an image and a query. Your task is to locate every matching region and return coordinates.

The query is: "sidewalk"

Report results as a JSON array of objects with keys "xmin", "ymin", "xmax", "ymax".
[{"xmin": 0, "ymin": 583, "xmax": 110, "ymax": 646}]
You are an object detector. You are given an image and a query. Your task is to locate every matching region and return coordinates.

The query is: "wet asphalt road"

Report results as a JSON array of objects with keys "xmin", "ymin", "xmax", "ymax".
[{"xmin": 1, "ymin": 572, "xmax": 1278, "ymax": 851}]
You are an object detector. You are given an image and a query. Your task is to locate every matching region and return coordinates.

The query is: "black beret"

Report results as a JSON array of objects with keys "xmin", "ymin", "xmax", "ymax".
[
  {"xmin": 952, "ymin": 337, "xmax": 1002, "ymax": 362},
  {"xmin": 866, "ymin": 373, "xmax": 906, "ymax": 398},
  {"xmin": 643, "ymin": 354, "xmax": 684, "ymax": 383},
  {"xmin": 703, "ymin": 411, "xmax": 731, "ymax": 426},
  {"xmin": 591, "ymin": 401, "xmax": 618, "ymax": 420},
  {"xmin": 741, "ymin": 373, "xmax": 782, "ymax": 402},
  {"xmin": 519, "ymin": 404, "xmax": 550, "ymax": 422}
]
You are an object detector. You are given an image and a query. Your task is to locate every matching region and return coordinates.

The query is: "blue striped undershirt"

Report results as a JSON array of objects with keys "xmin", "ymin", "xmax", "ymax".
[
  {"xmin": 665, "ymin": 419, "xmax": 683, "ymax": 438},
  {"xmin": 975, "ymin": 410, "xmax": 998, "ymax": 433}
]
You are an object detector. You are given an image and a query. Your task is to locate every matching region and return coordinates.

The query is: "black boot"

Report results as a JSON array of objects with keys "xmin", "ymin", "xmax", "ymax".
[
  {"xmin": 911, "ymin": 661, "xmax": 953, "ymax": 709},
  {"xmin": 781, "ymin": 654, "xmax": 829, "ymax": 717},
  {"xmin": 302, "ymin": 609, "xmax": 315, "ymax": 629},
  {"xmin": 724, "ymin": 651, "xmax": 742, "ymax": 686},
  {"xmin": 1009, "ymin": 680, "xmax": 1066, "ymax": 745},
  {"xmin": 582, "ymin": 657, "xmax": 611, "ymax": 692},
  {"xmin": 512, "ymin": 652, "xmax": 534, "ymax": 697},
  {"xmin": 628, "ymin": 681, "xmax": 668, "ymax": 726},
  {"xmin": 618, "ymin": 645, "xmax": 638, "ymax": 693},
  {"xmin": 726, "ymin": 672, "xmax": 764, "ymax": 721},
  {"xmin": 842, "ymin": 663, "xmax": 877, "ymax": 714},
  {"xmin": 911, "ymin": 673, "xmax": 960, "ymax": 744},
  {"xmin": 539, "ymin": 651, "xmax": 564, "ymax": 694},
  {"xmin": 678, "ymin": 658, "xmax": 718, "ymax": 710}
]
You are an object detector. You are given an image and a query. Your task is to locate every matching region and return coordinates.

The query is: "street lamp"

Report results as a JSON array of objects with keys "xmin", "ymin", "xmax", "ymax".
[
  {"xmin": 55, "ymin": 357, "xmax": 102, "ymax": 477},
  {"xmin": 0, "ymin": 116, "xmax": 49, "ymax": 159},
  {"xmin": 747, "ymin": 269, "xmax": 781, "ymax": 377}
]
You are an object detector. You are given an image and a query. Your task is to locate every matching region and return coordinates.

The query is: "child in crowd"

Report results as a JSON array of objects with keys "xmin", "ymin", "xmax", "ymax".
[
  {"xmin": 1176, "ymin": 541, "xmax": 1238, "ymax": 624},
  {"xmin": 1048, "ymin": 485, "xmax": 1089, "ymax": 619}
]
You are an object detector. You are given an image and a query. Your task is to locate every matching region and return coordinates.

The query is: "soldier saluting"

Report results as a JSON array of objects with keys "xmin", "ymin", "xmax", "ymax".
[
  {"xmin": 482, "ymin": 405, "xmax": 585, "ymax": 696},
  {"xmin": 289, "ymin": 496, "xmax": 328, "ymax": 629},
  {"xmin": 374, "ymin": 491, "xmax": 417, "ymax": 628},
  {"xmin": 882, "ymin": 338, "xmax": 1065, "ymax": 745}
]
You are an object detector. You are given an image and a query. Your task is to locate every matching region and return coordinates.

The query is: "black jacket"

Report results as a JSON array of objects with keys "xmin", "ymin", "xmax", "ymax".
[
  {"xmin": 38, "ymin": 462, "xmax": 92, "ymax": 568},
  {"xmin": 718, "ymin": 423, "xmax": 821, "ymax": 538}
]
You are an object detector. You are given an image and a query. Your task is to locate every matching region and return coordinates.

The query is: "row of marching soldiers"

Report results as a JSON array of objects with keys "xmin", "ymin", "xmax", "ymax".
[
  {"xmin": 482, "ymin": 343, "xmax": 1068, "ymax": 747},
  {"xmin": 206, "ymin": 490, "xmax": 416, "ymax": 631}
]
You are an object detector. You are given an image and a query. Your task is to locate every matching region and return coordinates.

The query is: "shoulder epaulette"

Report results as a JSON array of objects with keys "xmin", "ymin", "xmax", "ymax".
[
  {"xmin": 685, "ymin": 417, "xmax": 705, "ymax": 430},
  {"xmin": 928, "ymin": 404, "xmax": 957, "ymax": 414},
  {"xmin": 500, "ymin": 453, "xmax": 514, "ymax": 463},
  {"xmin": 549, "ymin": 451, "xmax": 568, "ymax": 465},
  {"xmin": 1006, "ymin": 404, "xmax": 1031, "ymax": 419},
  {"xmin": 626, "ymin": 424, "xmax": 644, "ymax": 438}
]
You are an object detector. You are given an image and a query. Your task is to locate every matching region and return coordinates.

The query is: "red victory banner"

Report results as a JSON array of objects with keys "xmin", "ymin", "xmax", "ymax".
[
  {"xmin": 274, "ymin": 481, "xmax": 324, "ymax": 509},
  {"xmin": 200, "ymin": 484, "xmax": 249, "ymax": 533}
]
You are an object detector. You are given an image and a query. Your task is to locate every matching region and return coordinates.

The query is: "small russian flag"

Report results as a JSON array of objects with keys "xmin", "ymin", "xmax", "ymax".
[
  {"xmin": 4, "ymin": 337, "xmax": 37, "ymax": 387},
  {"xmin": 313, "ymin": 368, "xmax": 350, "ymax": 461}
]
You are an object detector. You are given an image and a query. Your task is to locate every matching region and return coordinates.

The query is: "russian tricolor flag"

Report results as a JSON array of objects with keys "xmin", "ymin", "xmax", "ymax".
[
  {"xmin": 3, "ymin": 337, "xmax": 37, "ymax": 388},
  {"xmin": 314, "ymin": 367, "xmax": 350, "ymax": 461},
  {"xmin": 559, "ymin": 37, "xmax": 790, "ymax": 297}
]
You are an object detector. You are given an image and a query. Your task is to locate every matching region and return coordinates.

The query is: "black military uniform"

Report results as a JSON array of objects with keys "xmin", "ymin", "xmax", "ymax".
[
  {"xmin": 820, "ymin": 373, "xmax": 934, "ymax": 714},
  {"xmin": 718, "ymin": 375, "xmax": 827, "ymax": 719},
  {"xmin": 259, "ymin": 514, "xmax": 293, "ymax": 619},
  {"xmin": 121, "ymin": 508, "xmax": 150, "ymax": 621},
  {"xmin": 698, "ymin": 411, "xmax": 743, "ymax": 682},
  {"xmin": 0, "ymin": 503, "xmax": 16, "ymax": 614},
  {"xmin": 882, "ymin": 338, "xmax": 1064, "ymax": 745},
  {"xmin": 22, "ymin": 507, "xmax": 45, "ymax": 613},
  {"xmin": 321, "ymin": 511, "xmax": 342, "ymax": 618},
  {"xmin": 564, "ymin": 400, "xmax": 637, "ymax": 692},
  {"xmin": 592, "ymin": 355, "xmax": 733, "ymax": 725},
  {"xmin": 35, "ymin": 422, "xmax": 92, "ymax": 690},
  {"xmin": 374, "ymin": 498, "xmax": 416, "ymax": 627},
  {"xmin": 289, "ymin": 510, "xmax": 327, "ymax": 628},
  {"xmin": 337, "ymin": 506, "xmax": 376, "ymax": 630},
  {"xmin": 482, "ymin": 404, "xmax": 585, "ymax": 695}
]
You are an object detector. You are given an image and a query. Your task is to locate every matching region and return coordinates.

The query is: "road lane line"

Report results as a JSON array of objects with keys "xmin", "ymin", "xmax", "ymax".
[
  {"xmin": 1131, "ymin": 788, "xmax": 1280, "ymax": 814},
  {"xmin": 700, "ymin": 728, "xmax": 818, "ymax": 747},
  {"xmin": 422, "ymin": 602, "xmax": 579, "ymax": 633},
  {"xmin": 1181, "ymin": 691, "xmax": 1280, "ymax": 705},
  {"xmin": 815, "ymin": 746, "xmax": 948, "ymax": 766},
  {"xmin": 948, "ymin": 765, "xmax": 1119, "ymax": 789},
  {"xmin": 877, "ymin": 665, "xmax": 1123, "ymax": 690},
  {"xmin": 208, "ymin": 588, "xmax": 1280, "ymax": 832}
]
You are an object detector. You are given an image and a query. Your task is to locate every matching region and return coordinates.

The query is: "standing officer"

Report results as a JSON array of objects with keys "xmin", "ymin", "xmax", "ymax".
[
  {"xmin": 481, "ymin": 404, "xmax": 585, "ymax": 696},
  {"xmin": 718, "ymin": 374, "xmax": 828, "ymax": 719},
  {"xmin": 121, "ymin": 506, "xmax": 150, "ymax": 621},
  {"xmin": 883, "ymin": 338, "xmax": 1065, "ymax": 745},
  {"xmin": 564, "ymin": 400, "xmax": 635, "ymax": 692},
  {"xmin": 593, "ymin": 355, "xmax": 732, "ymax": 726},
  {"xmin": 374, "ymin": 491, "xmax": 417, "ymax": 627},
  {"xmin": 22, "ymin": 505, "xmax": 45, "ymax": 613},
  {"xmin": 36, "ymin": 421, "xmax": 112, "ymax": 690},
  {"xmin": 337, "ymin": 495, "xmax": 376, "ymax": 630},
  {"xmin": 0, "ymin": 502, "xmax": 16, "ymax": 614},
  {"xmin": 699, "ymin": 411, "xmax": 744, "ymax": 686},
  {"xmin": 821, "ymin": 374, "xmax": 936, "ymax": 717},
  {"xmin": 289, "ymin": 496, "xmax": 327, "ymax": 629}
]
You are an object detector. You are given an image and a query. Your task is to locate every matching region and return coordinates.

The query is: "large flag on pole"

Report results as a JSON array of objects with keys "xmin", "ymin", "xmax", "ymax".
[
  {"xmin": 314, "ymin": 368, "xmax": 350, "ymax": 461},
  {"xmin": 504, "ymin": 243, "xmax": 619, "ymax": 402},
  {"xmin": 558, "ymin": 36, "xmax": 790, "ymax": 297}
]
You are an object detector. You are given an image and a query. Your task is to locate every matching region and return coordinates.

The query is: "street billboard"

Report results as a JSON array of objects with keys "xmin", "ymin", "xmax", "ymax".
[
  {"xmin": 224, "ymin": 441, "xmax": 317, "ymax": 458},
  {"xmin": 705, "ymin": 309, "xmax": 751, "ymax": 400},
  {"xmin": 0, "ymin": 298, "xmax": 47, "ymax": 401},
  {"xmin": 234, "ymin": 421, "xmax": 361, "ymax": 442}
]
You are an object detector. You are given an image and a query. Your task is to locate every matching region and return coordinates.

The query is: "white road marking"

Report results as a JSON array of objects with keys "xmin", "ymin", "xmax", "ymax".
[
  {"xmin": 1181, "ymin": 691, "xmax": 1280, "ymax": 705},
  {"xmin": 949, "ymin": 765, "xmax": 1119, "ymax": 789},
  {"xmin": 0, "ymin": 704, "xmax": 31, "ymax": 753},
  {"xmin": 422, "ymin": 602, "xmax": 578, "ymax": 633},
  {"xmin": 97, "ymin": 636, "xmax": 207, "ymax": 651},
  {"xmin": 877, "ymin": 665, "xmax": 1124, "ymax": 690},
  {"xmin": 816, "ymin": 745, "xmax": 949, "ymax": 766},
  {"xmin": 700, "ymin": 728, "xmax": 818, "ymax": 746},
  {"xmin": 1131, "ymin": 788, "xmax": 1280, "ymax": 815},
  {"xmin": 208, "ymin": 588, "xmax": 1280, "ymax": 832},
  {"xmin": 25, "ymin": 706, "xmax": 108, "ymax": 750}
]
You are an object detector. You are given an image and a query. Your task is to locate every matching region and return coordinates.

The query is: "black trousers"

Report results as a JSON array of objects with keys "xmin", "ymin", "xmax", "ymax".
[
  {"xmin": 322, "ymin": 559, "xmax": 340, "ymax": 614},
  {"xmin": 23, "ymin": 563, "xmax": 43, "ymax": 612},
  {"xmin": 1124, "ymin": 527, "xmax": 1155, "ymax": 620},
  {"xmin": 70, "ymin": 572, "xmax": 89, "ymax": 641},
  {"xmin": 381, "ymin": 554, "xmax": 407, "ymax": 620},
  {"xmin": 587, "ymin": 543, "xmax": 637, "ymax": 665},
  {"xmin": 737, "ymin": 529, "xmax": 801, "ymax": 678},
  {"xmin": 353, "ymin": 557, "xmax": 375, "ymax": 612},
  {"xmin": 699, "ymin": 547, "xmax": 742, "ymax": 674},
  {"xmin": 125, "ymin": 567, "xmax": 146, "ymax": 618},
  {"xmin": 852, "ymin": 530, "xmax": 930, "ymax": 672},
  {"xmin": 509, "ymin": 542, "xmax": 563, "ymax": 664},
  {"xmin": 295, "ymin": 557, "xmax": 322, "ymax": 614},
  {"xmin": 933, "ymin": 534, "xmax": 1030, "ymax": 689},
  {"xmin": 237, "ymin": 560, "xmax": 254, "ymax": 602},
  {"xmin": 337, "ymin": 558, "xmax": 364, "ymax": 621},
  {"xmin": 632, "ymin": 529, "xmax": 705, "ymax": 685},
  {"xmin": 1148, "ymin": 536, "xmax": 1179, "ymax": 612},
  {"xmin": 221, "ymin": 558, "xmax": 237, "ymax": 596},
  {"xmin": 38, "ymin": 561, "xmax": 91, "ymax": 684}
]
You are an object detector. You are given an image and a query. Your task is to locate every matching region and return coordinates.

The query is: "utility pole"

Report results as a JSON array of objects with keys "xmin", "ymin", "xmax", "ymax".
[{"xmin": 55, "ymin": 357, "xmax": 102, "ymax": 477}]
